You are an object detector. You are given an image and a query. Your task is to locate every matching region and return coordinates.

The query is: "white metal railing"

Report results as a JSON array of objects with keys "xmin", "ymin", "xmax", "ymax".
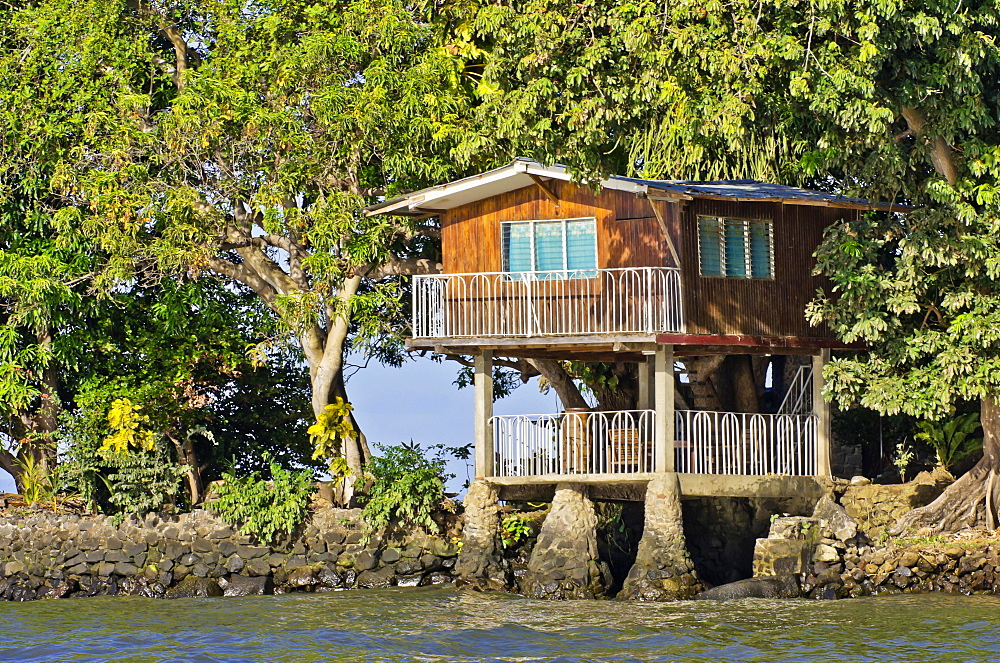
[
  {"xmin": 777, "ymin": 365, "xmax": 813, "ymax": 415},
  {"xmin": 674, "ymin": 410, "xmax": 818, "ymax": 476},
  {"xmin": 412, "ymin": 267, "xmax": 683, "ymax": 338},
  {"xmin": 492, "ymin": 410, "xmax": 656, "ymax": 477}
]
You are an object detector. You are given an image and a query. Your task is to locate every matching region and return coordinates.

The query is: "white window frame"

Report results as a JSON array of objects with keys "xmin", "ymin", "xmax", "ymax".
[
  {"xmin": 501, "ymin": 217, "xmax": 599, "ymax": 278},
  {"xmin": 697, "ymin": 215, "xmax": 774, "ymax": 280}
]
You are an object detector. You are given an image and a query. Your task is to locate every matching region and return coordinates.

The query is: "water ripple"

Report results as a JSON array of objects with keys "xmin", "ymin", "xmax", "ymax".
[{"xmin": 2, "ymin": 589, "xmax": 1000, "ymax": 662}]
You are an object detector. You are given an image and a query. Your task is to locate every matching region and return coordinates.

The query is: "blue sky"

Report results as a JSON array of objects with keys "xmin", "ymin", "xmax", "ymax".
[{"xmin": 0, "ymin": 358, "xmax": 554, "ymax": 496}]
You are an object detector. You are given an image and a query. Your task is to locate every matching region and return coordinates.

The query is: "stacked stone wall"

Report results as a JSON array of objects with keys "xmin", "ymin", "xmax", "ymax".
[
  {"xmin": 0, "ymin": 507, "xmax": 462, "ymax": 601},
  {"xmin": 838, "ymin": 471, "xmax": 951, "ymax": 535}
]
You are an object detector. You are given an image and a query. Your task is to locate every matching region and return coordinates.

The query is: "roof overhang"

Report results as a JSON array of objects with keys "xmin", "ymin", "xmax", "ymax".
[
  {"xmin": 365, "ymin": 159, "xmax": 670, "ymax": 217},
  {"xmin": 365, "ymin": 159, "xmax": 911, "ymax": 217}
]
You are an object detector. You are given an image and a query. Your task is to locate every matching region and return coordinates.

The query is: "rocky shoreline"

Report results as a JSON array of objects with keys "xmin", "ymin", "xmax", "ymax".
[
  {"xmin": 0, "ymin": 507, "xmax": 471, "ymax": 602},
  {"xmin": 5, "ymin": 474, "xmax": 1000, "ymax": 603}
]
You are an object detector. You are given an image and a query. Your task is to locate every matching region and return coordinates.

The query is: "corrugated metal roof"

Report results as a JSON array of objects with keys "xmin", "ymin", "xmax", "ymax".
[
  {"xmin": 611, "ymin": 176, "xmax": 889, "ymax": 207},
  {"xmin": 365, "ymin": 159, "xmax": 908, "ymax": 216}
]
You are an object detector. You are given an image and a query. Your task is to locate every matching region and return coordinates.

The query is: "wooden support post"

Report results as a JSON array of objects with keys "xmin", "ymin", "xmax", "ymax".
[
  {"xmin": 474, "ymin": 351, "xmax": 495, "ymax": 478},
  {"xmin": 637, "ymin": 357, "xmax": 653, "ymax": 411},
  {"xmin": 813, "ymin": 349, "xmax": 832, "ymax": 478},
  {"xmin": 655, "ymin": 345, "xmax": 675, "ymax": 473}
]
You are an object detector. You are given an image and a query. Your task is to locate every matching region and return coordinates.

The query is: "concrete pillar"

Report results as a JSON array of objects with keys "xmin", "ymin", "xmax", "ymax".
[
  {"xmin": 454, "ymin": 479, "xmax": 509, "ymax": 591},
  {"xmin": 474, "ymin": 351, "xmax": 494, "ymax": 479},
  {"xmin": 654, "ymin": 345, "xmax": 675, "ymax": 473},
  {"xmin": 637, "ymin": 357, "xmax": 653, "ymax": 411},
  {"xmin": 813, "ymin": 349, "xmax": 832, "ymax": 478},
  {"xmin": 521, "ymin": 483, "xmax": 609, "ymax": 599},
  {"xmin": 618, "ymin": 473, "xmax": 703, "ymax": 601}
]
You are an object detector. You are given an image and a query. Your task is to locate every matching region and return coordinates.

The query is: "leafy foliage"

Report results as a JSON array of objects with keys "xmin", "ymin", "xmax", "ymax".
[
  {"xmin": 500, "ymin": 514, "xmax": 532, "ymax": 548},
  {"xmin": 915, "ymin": 413, "xmax": 983, "ymax": 472},
  {"xmin": 102, "ymin": 444, "xmax": 187, "ymax": 519},
  {"xmin": 210, "ymin": 461, "xmax": 317, "ymax": 545},
  {"xmin": 308, "ymin": 398, "xmax": 356, "ymax": 477},
  {"xmin": 102, "ymin": 399, "xmax": 156, "ymax": 454},
  {"xmin": 361, "ymin": 443, "xmax": 450, "ymax": 534}
]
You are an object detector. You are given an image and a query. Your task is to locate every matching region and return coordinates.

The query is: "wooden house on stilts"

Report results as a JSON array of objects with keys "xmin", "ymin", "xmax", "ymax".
[{"xmin": 368, "ymin": 159, "xmax": 903, "ymax": 501}]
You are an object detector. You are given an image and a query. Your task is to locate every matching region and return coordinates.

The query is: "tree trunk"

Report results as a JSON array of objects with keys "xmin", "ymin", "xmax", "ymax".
[
  {"xmin": 527, "ymin": 359, "xmax": 590, "ymax": 410},
  {"xmin": 891, "ymin": 396, "xmax": 1000, "ymax": 535},
  {"xmin": 0, "ymin": 448, "xmax": 22, "ymax": 492},
  {"xmin": 168, "ymin": 431, "xmax": 204, "ymax": 506},
  {"xmin": 592, "ymin": 363, "xmax": 638, "ymax": 412},
  {"xmin": 732, "ymin": 355, "xmax": 760, "ymax": 413}
]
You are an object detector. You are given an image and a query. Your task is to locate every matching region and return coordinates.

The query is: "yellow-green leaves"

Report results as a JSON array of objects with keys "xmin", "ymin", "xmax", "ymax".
[
  {"xmin": 101, "ymin": 398, "xmax": 156, "ymax": 455},
  {"xmin": 308, "ymin": 397, "xmax": 355, "ymax": 473}
]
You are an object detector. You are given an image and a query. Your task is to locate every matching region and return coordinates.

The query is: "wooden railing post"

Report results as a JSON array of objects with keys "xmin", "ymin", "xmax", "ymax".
[
  {"xmin": 654, "ymin": 345, "xmax": 675, "ymax": 473},
  {"xmin": 474, "ymin": 351, "xmax": 494, "ymax": 478},
  {"xmin": 813, "ymin": 349, "xmax": 832, "ymax": 477}
]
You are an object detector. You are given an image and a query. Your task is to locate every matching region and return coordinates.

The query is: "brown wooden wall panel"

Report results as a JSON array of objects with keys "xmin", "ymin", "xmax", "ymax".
[
  {"xmin": 439, "ymin": 181, "xmax": 853, "ymax": 339},
  {"xmin": 440, "ymin": 181, "xmax": 674, "ymax": 273},
  {"xmin": 678, "ymin": 200, "xmax": 855, "ymax": 338}
]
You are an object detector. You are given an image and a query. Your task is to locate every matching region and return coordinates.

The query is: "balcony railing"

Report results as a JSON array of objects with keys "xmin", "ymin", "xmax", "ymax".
[
  {"xmin": 492, "ymin": 410, "xmax": 656, "ymax": 477},
  {"xmin": 674, "ymin": 410, "xmax": 817, "ymax": 476},
  {"xmin": 412, "ymin": 267, "xmax": 682, "ymax": 339},
  {"xmin": 490, "ymin": 409, "xmax": 819, "ymax": 478}
]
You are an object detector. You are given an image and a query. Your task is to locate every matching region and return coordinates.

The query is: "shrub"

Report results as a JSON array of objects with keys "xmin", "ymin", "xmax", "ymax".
[
  {"xmin": 361, "ymin": 442, "xmax": 450, "ymax": 534},
  {"xmin": 210, "ymin": 460, "xmax": 316, "ymax": 545},
  {"xmin": 915, "ymin": 412, "xmax": 983, "ymax": 472}
]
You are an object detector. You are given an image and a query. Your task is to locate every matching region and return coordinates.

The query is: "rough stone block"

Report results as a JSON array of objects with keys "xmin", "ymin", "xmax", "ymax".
[{"xmin": 753, "ymin": 538, "xmax": 811, "ymax": 576}]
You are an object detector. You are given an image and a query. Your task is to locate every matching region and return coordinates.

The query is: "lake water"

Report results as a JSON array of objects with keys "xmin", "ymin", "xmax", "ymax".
[{"xmin": 1, "ymin": 587, "xmax": 999, "ymax": 662}]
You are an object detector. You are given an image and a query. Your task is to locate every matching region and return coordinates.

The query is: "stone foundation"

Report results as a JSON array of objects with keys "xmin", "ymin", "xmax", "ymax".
[
  {"xmin": 521, "ymin": 483, "xmax": 609, "ymax": 600},
  {"xmin": 454, "ymin": 479, "xmax": 510, "ymax": 591},
  {"xmin": 838, "ymin": 470, "xmax": 951, "ymax": 534},
  {"xmin": 618, "ymin": 474, "xmax": 702, "ymax": 601},
  {"xmin": 0, "ymin": 507, "xmax": 461, "ymax": 601}
]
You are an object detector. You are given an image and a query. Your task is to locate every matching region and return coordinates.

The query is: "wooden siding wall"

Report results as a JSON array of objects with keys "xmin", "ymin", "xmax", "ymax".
[
  {"xmin": 439, "ymin": 181, "xmax": 854, "ymax": 339},
  {"xmin": 678, "ymin": 199, "xmax": 856, "ymax": 337},
  {"xmin": 440, "ymin": 180, "xmax": 674, "ymax": 273}
]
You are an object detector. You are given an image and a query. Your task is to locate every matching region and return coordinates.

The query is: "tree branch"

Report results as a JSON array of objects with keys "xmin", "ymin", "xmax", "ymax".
[
  {"xmin": 901, "ymin": 106, "xmax": 958, "ymax": 185},
  {"xmin": 357, "ymin": 257, "xmax": 442, "ymax": 279}
]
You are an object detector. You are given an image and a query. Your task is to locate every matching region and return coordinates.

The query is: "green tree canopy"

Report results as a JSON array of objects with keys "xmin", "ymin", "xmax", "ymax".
[{"xmin": 1, "ymin": 0, "xmax": 471, "ymax": 485}]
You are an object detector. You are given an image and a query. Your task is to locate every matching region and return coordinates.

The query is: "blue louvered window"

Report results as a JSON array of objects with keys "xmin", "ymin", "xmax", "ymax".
[
  {"xmin": 697, "ymin": 216, "xmax": 773, "ymax": 279},
  {"xmin": 502, "ymin": 218, "xmax": 597, "ymax": 279}
]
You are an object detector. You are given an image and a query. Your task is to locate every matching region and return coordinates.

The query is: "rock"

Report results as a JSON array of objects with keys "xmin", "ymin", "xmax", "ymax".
[
  {"xmin": 355, "ymin": 550, "xmax": 379, "ymax": 572},
  {"xmin": 286, "ymin": 567, "xmax": 319, "ymax": 588},
  {"xmin": 245, "ymin": 557, "xmax": 272, "ymax": 577},
  {"xmin": 753, "ymin": 538, "xmax": 811, "ymax": 576},
  {"xmin": 165, "ymin": 576, "xmax": 223, "ymax": 599},
  {"xmin": 394, "ymin": 559, "xmax": 422, "ymax": 576},
  {"xmin": 768, "ymin": 516, "xmax": 819, "ymax": 541},
  {"xmin": 812, "ymin": 495, "xmax": 858, "ymax": 542},
  {"xmin": 813, "ymin": 544, "xmax": 840, "ymax": 564},
  {"xmin": 222, "ymin": 574, "xmax": 274, "ymax": 597},
  {"xmin": 381, "ymin": 548, "xmax": 401, "ymax": 564},
  {"xmin": 421, "ymin": 572, "xmax": 454, "ymax": 586},
  {"xmin": 114, "ymin": 563, "xmax": 139, "ymax": 577},
  {"xmin": 357, "ymin": 566, "xmax": 396, "ymax": 589},
  {"xmin": 849, "ymin": 476, "xmax": 871, "ymax": 486},
  {"xmin": 396, "ymin": 574, "xmax": 423, "ymax": 588},
  {"xmin": 698, "ymin": 575, "xmax": 801, "ymax": 600}
]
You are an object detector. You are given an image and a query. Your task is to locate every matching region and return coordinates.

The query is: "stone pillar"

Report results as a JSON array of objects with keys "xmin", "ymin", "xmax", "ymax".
[
  {"xmin": 618, "ymin": 473, "xmax": 702, "ymax": 600},
  {"xmin": 454, "ymin": 479, "xmax": 509, "ymax": 591},
  {"xmin": 474, "ymin": 351, "xmax": 494, "ymax": 479},
  {"xmin": 813, "ymin": 349, "xmax": 832, "ymax": 478},
  {"xmin": 521, "ymin": 483, "xmax": 609, "ymax": 600},
  {"xmin": 654, "ymin": 345, "xmax": 675, "ymax": 472}
]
